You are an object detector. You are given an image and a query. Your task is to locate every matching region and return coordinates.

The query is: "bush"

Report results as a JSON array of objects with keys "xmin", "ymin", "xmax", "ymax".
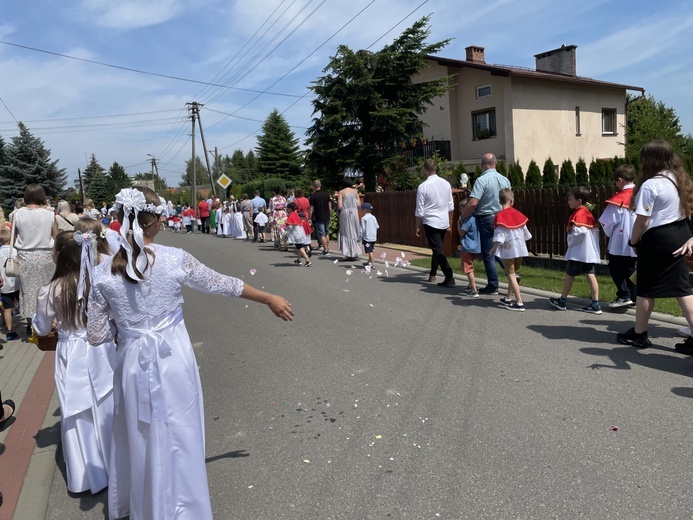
[
  {"xmin": 472, "ymin": 164, "xmax": 483, "ymax": 189},
  {"xmin": 496, "ymin": 160, "xmax": 507, "ymax": 177},
  {"xmin": 558, "ymin": 160, "xmax": 576, "ymax": 188},
  {"xmin": 576, "ymin": 158, "xmax": 589, "ymax": 186},
  {"xmin": 454, "ymin": 162, "xmax": 469, "ymax": 189},
  {"xmin": 542, "ymin": 157, "xmax": 558, "ymax": 188},
  {"xmin": 263, "ymin": 178, "xmax": 288, "ymax": 197},
  {"xmin": 525, "ymin": 160, "xmax": 542, "ymax": 188},
  {"xmin": 508, "ymin": 161, "xmax": 525, "ymax": 188}
]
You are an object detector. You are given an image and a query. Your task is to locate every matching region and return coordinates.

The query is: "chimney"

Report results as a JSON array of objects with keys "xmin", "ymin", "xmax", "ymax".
[
  {"xmin": 465, "ymin": 46, "xmax": 485, "ymax": 64},
  {"xmin": 534, "ymin": 44, "xmax": 577, "ymax": 76}
]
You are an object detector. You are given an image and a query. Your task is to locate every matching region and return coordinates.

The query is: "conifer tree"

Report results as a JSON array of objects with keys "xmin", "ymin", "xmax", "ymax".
[
  {"xmin": 575, "ymin": 158, "xmax": 589, "ymax": 186},
  {"xmin": 558, "ymin": 160, "xmax": 576, "ymax": 188},
  {"xmin": 542, "ymin": 157, "xmax": 557, "ymax": 188},
  {"xmin": 525, "ymin": 160, "xmax": 542, "ymax": 189},
  {"xmin": 82, "ymin": 154, "xmax": 105, "ymax": 191},
  {"xmin": 86, "ymin": 170, "xmax": 113, "ymax": 207},
  {"xmin": 255, "ymin": 109, "xmax": 302, "ymax": 182},
  {"xmin": 108, "ymin": 161, "xmax": 131, "ymax": 193},
  {"xmin": 508, "ymin": 161, "xmax": 525, "ymax": 189},
  {"xmin": 0, "ymin": 122, "xmax": 67, "ymax": 209}
]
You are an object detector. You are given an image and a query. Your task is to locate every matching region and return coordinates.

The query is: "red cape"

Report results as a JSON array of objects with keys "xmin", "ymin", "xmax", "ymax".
[
  {"xmin": 604, "ymin": 187, "xmax": 633, "ymax": 209},
  {"xmin": 568, "ymin": 205, "xmax": 598, "ymax": 230},
  {"xmin": 494, "ymin": 207, "xmax": 529, "ymax": 229}
]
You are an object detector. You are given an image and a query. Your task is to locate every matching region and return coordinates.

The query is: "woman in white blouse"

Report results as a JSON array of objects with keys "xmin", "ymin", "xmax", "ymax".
[{"xmin": 11, "ymin": 184, "xmax": 58, "ymax": 333}]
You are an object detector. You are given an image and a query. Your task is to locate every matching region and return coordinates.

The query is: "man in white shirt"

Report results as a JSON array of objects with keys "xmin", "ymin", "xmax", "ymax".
[{"xmin": 415, "ymin": 159, "xmax": 455, "ymax": 287}]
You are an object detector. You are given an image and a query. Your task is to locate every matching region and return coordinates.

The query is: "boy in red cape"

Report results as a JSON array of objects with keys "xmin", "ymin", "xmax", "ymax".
[
  {"xmin": 549, "ymin": 186, "xmax": 602, "ymax": 314},
  {"xmin": 598, "ymin": 165, "xmax": 637, "ymax": 308},
  {"xmin": 490, "ymin": 188, "xmax": 532, "ymax": 311}
]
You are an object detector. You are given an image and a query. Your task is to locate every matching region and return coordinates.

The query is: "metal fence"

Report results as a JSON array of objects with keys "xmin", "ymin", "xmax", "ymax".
[{"xmin": 364, "ymin": 186, "xmax": 619, "ymax": 259}]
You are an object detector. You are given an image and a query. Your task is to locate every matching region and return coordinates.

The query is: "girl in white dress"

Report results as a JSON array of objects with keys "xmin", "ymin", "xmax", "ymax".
[
  {"xmin": 87, "ymin": 186, "xmax": 293, "ymax": 520},
  {"xmin": 33, "ymin": 229, "xmax": 115, "ymax": 494}
]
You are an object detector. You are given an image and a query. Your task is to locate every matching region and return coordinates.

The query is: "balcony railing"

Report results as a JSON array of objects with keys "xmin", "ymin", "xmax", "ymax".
[{"xmin": 383, "ymin": 140, "xmax": 451, "ymax": 166}]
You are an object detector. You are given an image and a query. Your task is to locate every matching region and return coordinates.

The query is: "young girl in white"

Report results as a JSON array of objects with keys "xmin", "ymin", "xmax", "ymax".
[
  {"xmin": 87, "ymin": 186, "xmax": 293, "ymax": 520},
  {"xmin": 33, "ymin": 229, "xmax": 115, "ymax": 494}
]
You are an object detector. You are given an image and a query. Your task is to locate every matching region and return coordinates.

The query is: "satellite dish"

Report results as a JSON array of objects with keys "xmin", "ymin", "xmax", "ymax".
[{"xmin": 460, "ymin": 173, "xmax": 469, "ymax": 187}]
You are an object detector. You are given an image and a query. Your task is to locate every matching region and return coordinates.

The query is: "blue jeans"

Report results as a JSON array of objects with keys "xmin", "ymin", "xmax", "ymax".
[{"xmin": 478, "ymin": 215, "xmax": 500, "ymax": 289}]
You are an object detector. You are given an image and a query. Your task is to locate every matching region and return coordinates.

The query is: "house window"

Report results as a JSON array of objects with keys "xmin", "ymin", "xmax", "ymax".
[
  {"xmin": 575, "ymin": 107, "xmax": 581, "ymax": 136},
  {"xmin": 473, "ymin": 109, "xmax": 496, "ymax": 140},
  {"xmin": 476, "ymin": 84, "xmax": 492, "ymax": 98},
  {"xmin": 602, "ymin": 109, "xmax": 617, "ymax": 134}
]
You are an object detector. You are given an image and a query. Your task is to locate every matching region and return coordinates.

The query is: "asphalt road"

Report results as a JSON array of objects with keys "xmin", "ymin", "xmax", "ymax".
[{"xmin": 43, "ymin": 231, "xmax": 693, "ymax": 519}]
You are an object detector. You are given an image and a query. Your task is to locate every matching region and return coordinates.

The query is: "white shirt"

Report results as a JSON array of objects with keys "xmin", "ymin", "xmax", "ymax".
[
  {"xmin": 12, "ymin": 207, "xmax": 55, "ymax": 250},
  {"xmin": 634, "ymin": 171, "xmax": 685, "ymax": 229},
  {"xmin": 360, "ymin": 213, "xmax": 379, "ymax": 242},
  {"xmin": 415, "ymin": 174, "xmax": 454, "ymax": 230},
  {"xmin": 599, "ymin": 184, "xmax": 637, "ymax": 257}
]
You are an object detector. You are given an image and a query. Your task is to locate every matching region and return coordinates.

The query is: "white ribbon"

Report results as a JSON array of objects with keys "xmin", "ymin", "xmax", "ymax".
[
  {"xmin": 73, "ymin": 231, "xmax": 95, "ymax": 307},
  {"xmin": 115, "ymin": 188, "xmax": 148, "ymax": 281}
]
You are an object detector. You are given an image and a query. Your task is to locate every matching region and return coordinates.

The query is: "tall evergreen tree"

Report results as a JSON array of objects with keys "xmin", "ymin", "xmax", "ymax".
[
  {"xmin": 542, "ymin": 157, "xmax": 557, "ymax": 188},
  {"xmin": 108, "ymin": 161, "xmax": 132, "ymax": 193},
  {"xmin": 558, "ymin": 160, "xmax": 576, "ymax": 188},
  {"xmin": 246, "ymin": 150, "xmax": 257, "ymax": 180},
  {"xmin": 229, "ymin": 149, "xmax": 247, "ymax": 183},
  {"xmin": 626, "ymin": 94, "xmax": 687, "ymax": 162},
  {"xmin": 306, "ymin": 16, "xmax": 452, "ymax": 191},
  {"xmin": 87, "ymin": 170, "xmax": 113, "ymax": 207},
  {"xmin": 82, "ymin": 154, "xmax": 105, "ymax": 191},
  {"xmin": 525, "ymin": 160, "xmax": 542, "ymax": 189},
  {"xmin": 0, "ymin": 122, "xmax": 67, "ymax": 209},
  {"xmin": 575, "ymin": 157, "xmax": 589, "ymax": 185},
  {"xmin": 255, "ymin": 109, "xmax": 302, "ymax": 182}
]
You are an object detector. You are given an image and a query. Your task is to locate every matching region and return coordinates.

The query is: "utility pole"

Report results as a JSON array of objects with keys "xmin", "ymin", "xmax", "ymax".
[
  {"xmin": 187, "ymin": 103, "xmax": 197, "ymax": 207},
  {"xmin": 77, "ymin": 168, "xmax": 85, "ymax": 203},
  {"xmin": 147, "ymin": 154, "xmax": 159, "ymax": 191},
  {"xmin": 193, "ymin": 103, "xmax": 217, "ymax": 197}
]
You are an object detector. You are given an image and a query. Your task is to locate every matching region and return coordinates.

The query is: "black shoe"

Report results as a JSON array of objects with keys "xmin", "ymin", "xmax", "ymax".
[
  {"xmin": 479, "ymin": 285, "xmax": 499, "ymax": 295},
  {"xmin": 616, "ymin": 328, "xmax": 652, "ymax": 348},
  {"xmin": 6, "ymin": 330, "xmax": 18, "ymax": 341},
  {"xmin": 437, "ymin": 278, "xmax": 456, "ymax": 287},
  {"xmin": 674, "ymin": 336, "xmax": 693, "ymax": 355}
]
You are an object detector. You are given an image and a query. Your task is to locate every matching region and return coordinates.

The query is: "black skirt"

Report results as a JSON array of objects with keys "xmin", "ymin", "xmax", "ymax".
[{"xmin": 637, "ymin": 219, "xmax": 692, "ymax": 298}]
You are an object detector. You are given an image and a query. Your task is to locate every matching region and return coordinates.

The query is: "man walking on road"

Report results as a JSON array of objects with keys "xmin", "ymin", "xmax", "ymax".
[
  {"xmin": 198, "ymin": 197, "xmax": 211, "ymax": 234},
  {"xmin": 250, "ymin": 190, "xmax": 266, "ymax": 242},
  {"xmin": 309, "ymin": 180, "xmax": 332, "ymax": 256},
  {"xmin": 459, "ymin": 153, "xmax": 511, "ymax": 294},
  {"xmin": 415, "ymin": 159, "xmax": 455, "ymax": 287}
]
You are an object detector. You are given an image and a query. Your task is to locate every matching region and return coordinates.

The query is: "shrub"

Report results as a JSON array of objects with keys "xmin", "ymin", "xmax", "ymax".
[
  {"xmin": 542, "ymin": 157, "xmax": 558, "ymax": 188},
  {"xmin": 508, "ymin": 161, "xmax": 525, "ymax": 189},
  {"xmin": 558, "ymin": 160, "xmax": 576, "ymax": 188},
  {"xmin": 576, "ymin": 157, "xmax": 589, "ymax": 185},
  {"xmin": 496, "ymin": 160, "xmax": 507, "ymax": 177},
  {"xmin": 525, "ymin": 160, "xmax": 542, "ymax": 188}
]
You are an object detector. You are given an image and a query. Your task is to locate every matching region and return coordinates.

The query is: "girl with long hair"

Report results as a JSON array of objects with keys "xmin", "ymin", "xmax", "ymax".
[
  {"xmin": 33, "ymin": 230, "xmax": 115, "ymax": 494},
  {"xmin": 87, "ymin": 186, "xmax": 292, "ymax": 520},
  {"xmin": 618, "ymin": 140, "xmax": 693, "ymax": 352}
]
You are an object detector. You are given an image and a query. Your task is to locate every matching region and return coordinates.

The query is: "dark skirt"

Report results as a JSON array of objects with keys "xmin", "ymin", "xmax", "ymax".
[{"xmin": 637, "ymin": 219, "xmax": 692, "ymax": 298}]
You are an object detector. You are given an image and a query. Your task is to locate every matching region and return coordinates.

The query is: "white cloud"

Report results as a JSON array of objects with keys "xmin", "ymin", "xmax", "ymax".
[{"xmin": 76, "ymin": 0, "xmax": 185, "ymax": 30}]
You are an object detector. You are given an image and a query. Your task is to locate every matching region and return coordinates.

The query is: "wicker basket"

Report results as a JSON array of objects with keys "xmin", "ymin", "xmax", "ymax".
[{"xmin": 36, "ymin": 330, "xmax": 59, "ymax": 352}]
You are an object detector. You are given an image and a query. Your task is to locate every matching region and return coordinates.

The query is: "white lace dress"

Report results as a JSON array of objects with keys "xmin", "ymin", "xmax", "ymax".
[
  {"xmin": 87, "ymin": 244, "xmax": 244, "ymax": 520},
  {"xmin": 33, "ymin": 284, "xmax": 116, "ymax": 494}
]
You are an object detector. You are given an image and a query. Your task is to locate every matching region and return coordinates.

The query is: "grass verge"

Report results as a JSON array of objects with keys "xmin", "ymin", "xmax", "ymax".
[{"xmin": 409, "ymin": 257, "xmax": 683, "ymax": 317}]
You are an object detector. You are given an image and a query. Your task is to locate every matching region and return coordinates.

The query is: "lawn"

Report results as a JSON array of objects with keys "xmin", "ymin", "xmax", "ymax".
[{"xmin": 409, "ymin": 257, "xmax": 683, "ymax": 317}]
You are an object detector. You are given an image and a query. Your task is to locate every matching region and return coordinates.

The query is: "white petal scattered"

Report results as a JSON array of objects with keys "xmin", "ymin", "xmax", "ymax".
[
  {"xmin": 346, "ymin": 270, "xmax": 353, "ymax": 275},
  {"xmin": 249, "ymin": 269, "xmax": 257, "ymax": 275},
  {"xmin": 376, "ymin": 270, "xmax": 383, "ymax": 276},
  {"xmin": 384, "ymin": 261, "xmax": 390, "ymax": 268},
  {"xmin": 248, "ymin": 485, "xmax": 254, "ymax": 489},
  {"xmin": 401, "ymin": 252, "xmax": 405, "ymax": 258},
  {"xmin": 333, "ymin": 259, "xmax": 339, "ymax": 264},
  {"xmin": 303, "ymin": 459, "xmax": 311, "ymax": 464},
  {"xmin": 343, "ymin": 289, "xmax": 350, "ymax": 292},
  {"xmin": 385, "ymin": 270, "xmax": 389, "ymax": 277},
  {"xmin": 369, "ymin": 303, "xmax": 374, "ymax": 307},
  {"xmin": 380, "ymin": 252, "xmax": 387, "ymax": 259}
]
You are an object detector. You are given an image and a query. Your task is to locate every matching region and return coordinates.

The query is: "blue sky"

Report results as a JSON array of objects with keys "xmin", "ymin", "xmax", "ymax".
[{"xmin": 1, "ymin": 0, "xmax": 691, "ymax": 187}]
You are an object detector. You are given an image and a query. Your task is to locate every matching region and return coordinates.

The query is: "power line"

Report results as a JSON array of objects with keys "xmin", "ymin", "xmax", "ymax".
[
  {"xmin": 0, "ymin": 108, "xmax": 183, "ymax": 125},
  {"xmin": 367, "ymin": 0, "xmax": 430, "ymax": 49},
  {"xmin": 0, "ymin": 40, "xmax": 305, "ymax": 98},
  {"xmin": 0, "ymin": 94, "xmax": 18, "ymax": 124},
  {"xmin": 202, "ymin": 106, "xmax": 308, "ymax": 129}
]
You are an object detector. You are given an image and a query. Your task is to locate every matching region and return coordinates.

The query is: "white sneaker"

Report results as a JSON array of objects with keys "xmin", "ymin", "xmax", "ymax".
[
  {"xmin": 609, "ymin": 297, "xmax": 634, "ymax": 308},
  {"xmin": 677, "ymin": 326, "xmax": 691, "ymax": 337}
]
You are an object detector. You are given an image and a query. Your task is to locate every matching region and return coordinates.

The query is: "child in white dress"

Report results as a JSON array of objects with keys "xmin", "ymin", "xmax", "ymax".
[
  {"xmin": 87, "ymin": 186, "xmax": 293, "ymax": 520},
  {"xmin": 33, "ymin": 229, "xmax": 115, "ymax": 494},
  {"xmin": 490, "ymin": 188, "xmax": 531, "ymax": 311}
]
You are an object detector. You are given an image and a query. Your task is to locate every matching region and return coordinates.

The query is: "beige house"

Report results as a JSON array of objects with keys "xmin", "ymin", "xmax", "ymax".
[{"xmin": 416, "ymin": 45, "xmax": 645, "ymax": 173}]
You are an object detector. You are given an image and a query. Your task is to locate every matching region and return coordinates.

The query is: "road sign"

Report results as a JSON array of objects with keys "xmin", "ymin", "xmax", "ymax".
[{"xmin": 216, "ymin": 174, "xmax": 232, "ymax": 189}]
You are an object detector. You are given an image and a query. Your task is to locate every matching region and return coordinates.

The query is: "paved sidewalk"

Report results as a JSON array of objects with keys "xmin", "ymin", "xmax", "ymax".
[{"xmin": 4, "ymin": 241, "xmax": 687, "ymax": 520}]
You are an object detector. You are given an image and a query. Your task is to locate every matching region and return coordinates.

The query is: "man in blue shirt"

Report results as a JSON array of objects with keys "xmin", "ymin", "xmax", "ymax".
[
  {"xmin": 250, "ymin": 190, "xmax": 266, "ymax": 242},
  {"xmin": 458, "ymin": 153, "xmax": 511, "ymax": 294}
]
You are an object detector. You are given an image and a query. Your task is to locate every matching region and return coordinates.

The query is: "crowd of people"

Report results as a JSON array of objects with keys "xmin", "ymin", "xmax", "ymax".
[
  {"xmin": 416, "ymin": 143, "xmax": 693, "ymax": 355},
  {"xmin": 2, "ymin": 138, "xmax": 693, "ymax": 518}
]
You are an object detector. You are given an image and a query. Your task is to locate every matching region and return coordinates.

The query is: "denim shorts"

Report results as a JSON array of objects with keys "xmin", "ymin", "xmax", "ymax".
[{"xmin": 315, "ymin": 221, "xmax": 329, "ymax": 238}]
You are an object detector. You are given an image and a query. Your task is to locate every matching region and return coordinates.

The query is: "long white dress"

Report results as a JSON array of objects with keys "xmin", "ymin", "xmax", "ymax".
[
  {"xmin": 230, "ymin": 203, "xmax": 247, "ymax": 239},
  {"xmin": 215, "ymin": 208, "xmax": 224, "ymax": 236},
  {"xmin": 87, "ymin": 245, "xmax": 244, "ymax": 520},
  {"xmin": 33, "ymin": 284, "xmax": 116, "ymax": 494}
]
